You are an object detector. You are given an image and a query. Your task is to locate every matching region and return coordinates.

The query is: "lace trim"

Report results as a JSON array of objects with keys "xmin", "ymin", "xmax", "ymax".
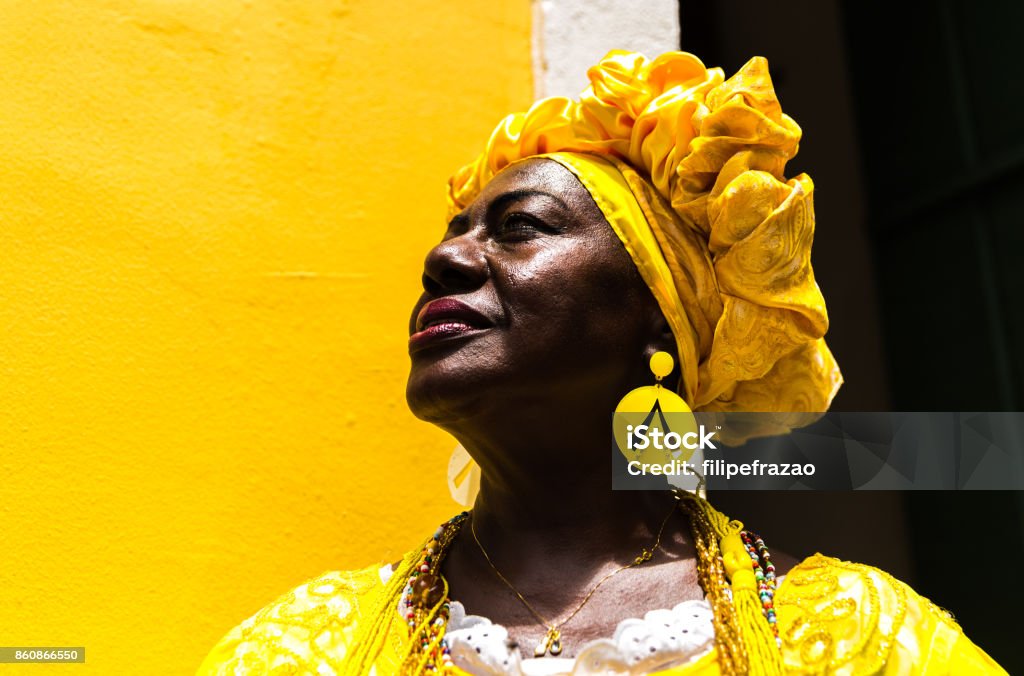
[
  {"xmin": 387, "ymin": 565, "xmax": 750, "ymax": 675},
  {"xmin": 445, "ymin": 598, "xmax": 715, "ymax": 675}
]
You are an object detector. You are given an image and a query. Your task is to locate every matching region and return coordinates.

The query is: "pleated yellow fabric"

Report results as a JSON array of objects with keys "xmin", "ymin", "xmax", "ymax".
[{"xmin": 448, "ymin": 51, "xmax": 842, "ymax": 421}]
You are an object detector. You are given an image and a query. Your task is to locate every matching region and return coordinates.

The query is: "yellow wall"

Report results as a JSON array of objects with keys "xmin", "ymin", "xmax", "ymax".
[{"xmin": 0, "ymin": 2, "xmax": 532, "ymax": 672}]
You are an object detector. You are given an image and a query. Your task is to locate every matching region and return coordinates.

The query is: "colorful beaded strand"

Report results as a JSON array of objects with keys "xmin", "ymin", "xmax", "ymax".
[
  {"xmin": 400, "ymin": 511, "xmax": 469, "ymax": 673},
  {"xmin": 741, "ymin": 530, "xmax": 780, "ymax": 645}
]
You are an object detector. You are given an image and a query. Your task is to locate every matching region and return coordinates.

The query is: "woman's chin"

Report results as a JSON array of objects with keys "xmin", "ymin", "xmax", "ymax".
[{"xmin": 405, "ymin": 363, "xmax": 492, "ymax": 424}]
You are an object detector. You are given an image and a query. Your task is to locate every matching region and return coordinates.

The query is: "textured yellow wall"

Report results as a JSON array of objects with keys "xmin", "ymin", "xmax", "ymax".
[{"xmin": 0, "ymin": 1, "xmax": 532, "ymax": 672}]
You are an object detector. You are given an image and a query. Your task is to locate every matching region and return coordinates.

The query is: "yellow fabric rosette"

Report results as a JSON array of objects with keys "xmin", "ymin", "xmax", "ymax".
[{"xmin": 447, "ymin": 50, "xmax": 842, "ymax": 435}]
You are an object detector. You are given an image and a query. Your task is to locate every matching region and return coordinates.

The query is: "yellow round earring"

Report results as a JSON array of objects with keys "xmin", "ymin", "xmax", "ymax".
[
  {"xmin": 615, "ymin": 351, "xmax": 692, "ymax": 418},
  {"xmin": 447, "ymin": 443, "xmax": 480, "ymax": 508},
  {"xmin": 649, "ymin": 350, "xmax": 675, "ymax": 383},
  {"xmin": 612, "ymin": 351, "xmax": 704, "ymax": 493}
]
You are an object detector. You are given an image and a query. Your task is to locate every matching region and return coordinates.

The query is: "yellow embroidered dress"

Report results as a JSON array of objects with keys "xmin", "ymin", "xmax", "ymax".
[{"xmin": 196, "ymin": 552, "xmax": 1004, "ymax": 674}]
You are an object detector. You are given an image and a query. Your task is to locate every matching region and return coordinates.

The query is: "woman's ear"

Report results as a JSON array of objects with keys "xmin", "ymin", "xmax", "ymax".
[{"xmin": 642, "ymin": 312, "xmax": 682, "ymax": 389}]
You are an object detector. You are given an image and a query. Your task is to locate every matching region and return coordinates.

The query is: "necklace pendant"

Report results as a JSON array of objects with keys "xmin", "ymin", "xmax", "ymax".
[
  {"xmin": 549, "ymin": 631, "xmax": 562, "ymax": 656},
  {"xmin": 534, "ymin": 629, "xmax": 562, "ymax": 657}
]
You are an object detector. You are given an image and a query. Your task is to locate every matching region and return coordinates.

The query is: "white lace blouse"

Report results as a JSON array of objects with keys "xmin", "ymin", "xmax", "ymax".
[{"xmin": 383, "ymin": 565, "xmax": 770, "ymax": 676}]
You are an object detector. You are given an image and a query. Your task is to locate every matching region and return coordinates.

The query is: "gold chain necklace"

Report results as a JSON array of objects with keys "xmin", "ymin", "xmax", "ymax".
[{"xmin": 469, "ymin": 503, "xmax": 677, "ymax": 657}]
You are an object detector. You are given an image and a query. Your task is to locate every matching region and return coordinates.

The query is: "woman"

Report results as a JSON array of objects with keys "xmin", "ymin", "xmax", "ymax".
[{"xmin": 197, "ymin": 51, "xmax": 1006, "ymax": 675}]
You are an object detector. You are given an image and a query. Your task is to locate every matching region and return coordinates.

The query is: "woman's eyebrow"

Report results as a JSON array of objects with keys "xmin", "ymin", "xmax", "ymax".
[
  {"xmin": 488, "ymin": 188, "xmax": 570, "ymax": 213},
  {"xmin": 445, "ymin": 189, "xmax": 570, "ymax": 233}
]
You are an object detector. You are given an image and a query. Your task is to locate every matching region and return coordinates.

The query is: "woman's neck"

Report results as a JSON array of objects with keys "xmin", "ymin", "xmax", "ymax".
[
  {"xmin": 465, "ymin": 480, "xmax": 684, "ymax": 573},
  {"xmin": 437, "ymin": 476, "xmax": 699, "ymax": 659}
]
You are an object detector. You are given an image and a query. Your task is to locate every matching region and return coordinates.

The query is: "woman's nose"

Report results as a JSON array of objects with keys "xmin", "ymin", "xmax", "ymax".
[{"xmin": 421, "ymin": 231, "xmax": 488, "ymax": 296}]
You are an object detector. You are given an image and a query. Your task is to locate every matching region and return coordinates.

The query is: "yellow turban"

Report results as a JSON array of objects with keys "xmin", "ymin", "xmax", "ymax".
[{"xmin": 447, "ymin": 50, "xmax": 842, "ymax": 423}]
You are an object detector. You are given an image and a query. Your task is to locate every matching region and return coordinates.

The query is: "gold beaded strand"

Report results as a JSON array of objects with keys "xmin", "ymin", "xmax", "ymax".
[{"xmin": 678, "ymin": 493, "xmax": 749, "ymax": 674}]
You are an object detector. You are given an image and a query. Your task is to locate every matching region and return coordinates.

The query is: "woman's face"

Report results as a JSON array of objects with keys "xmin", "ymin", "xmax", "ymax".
[{"xmin": 406, "ymin": 158, "xmax": 669, "ymax": 426}]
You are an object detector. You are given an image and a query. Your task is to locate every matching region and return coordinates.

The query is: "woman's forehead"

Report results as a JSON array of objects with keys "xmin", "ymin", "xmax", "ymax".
[{"xmin": 479, "ymin": 157, "xmax": 588, "ymax": 205}]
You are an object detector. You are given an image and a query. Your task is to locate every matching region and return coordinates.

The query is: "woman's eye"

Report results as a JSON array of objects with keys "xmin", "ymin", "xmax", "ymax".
[{"xmin": 496, "ymin": 213, "xmax": 545, "ymax": 239}]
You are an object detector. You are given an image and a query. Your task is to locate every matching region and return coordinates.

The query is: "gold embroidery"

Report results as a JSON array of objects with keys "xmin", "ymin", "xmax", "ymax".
[
  {"xmin": 859, "ymin": 567, "xmax": 908, "ymax": 674},
  {"xmin": 776, "ymin": 554, "xmax": 911, "ymax": 674},
  {"xmin": 208, "ymin": 569, "xmax": 379, "ymax": 675}
]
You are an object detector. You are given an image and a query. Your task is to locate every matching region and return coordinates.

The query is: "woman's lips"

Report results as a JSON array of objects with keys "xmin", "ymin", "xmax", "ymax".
[{"xmin": 409, "ymin": 298, "xmax": 492, "ymax": 353}]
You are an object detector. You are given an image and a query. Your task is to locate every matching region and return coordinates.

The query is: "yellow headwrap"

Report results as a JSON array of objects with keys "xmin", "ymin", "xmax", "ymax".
[{"xmin": 447, "ymin": 50, "xmax": 842, "ymax": 424}]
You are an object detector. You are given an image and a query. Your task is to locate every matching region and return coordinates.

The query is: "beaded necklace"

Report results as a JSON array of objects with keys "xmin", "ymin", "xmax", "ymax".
[
  {"xmin": 400, "ymin": 512, "xmax": 469, "ymax": 673},
  {"xmin": 344, "ymin": 493, "xmax": 783, "ymax": 675}
]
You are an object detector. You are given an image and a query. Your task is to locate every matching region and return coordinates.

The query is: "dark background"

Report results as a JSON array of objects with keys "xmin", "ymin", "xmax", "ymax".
[{"xmin": 680, "ymin": 0, "xmax": 1024, "ymax": 669}]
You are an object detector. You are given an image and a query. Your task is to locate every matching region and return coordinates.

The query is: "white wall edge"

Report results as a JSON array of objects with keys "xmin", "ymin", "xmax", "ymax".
[{"xmin": 532, "ymin": 0, "xmax": 681, "ymax": 99}]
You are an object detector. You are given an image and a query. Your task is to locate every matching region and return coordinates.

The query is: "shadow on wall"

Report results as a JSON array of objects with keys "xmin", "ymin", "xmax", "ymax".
[{"xmin": 681, "ymin": 1, "xmax": 1024, "ymax": 671}]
